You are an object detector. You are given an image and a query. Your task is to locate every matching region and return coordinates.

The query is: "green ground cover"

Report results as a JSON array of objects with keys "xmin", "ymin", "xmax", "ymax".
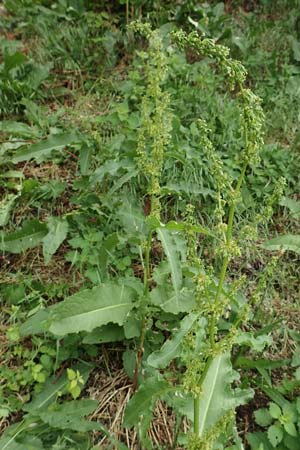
[{"xmin": 0, "ymin": 1, "xmax": 300, "ymax": 449}]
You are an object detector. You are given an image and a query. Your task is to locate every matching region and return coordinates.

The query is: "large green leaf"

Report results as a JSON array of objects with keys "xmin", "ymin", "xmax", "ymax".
[
  {"xmin": 37, "ymin": 399, "xmax": 100, "ymax": 432},
  {"xmin": 98, "ymin": 232, "xmax": 119, "ymax": 280},
  {"xmin": 196, "ymin": 353, "xmax": 253, "ymax": 436},
  {"xmin": 42, "ymin": 216, "xmax": 69, "ymax": 264},
  {"xmin": 82, "ymin": 323, "xmax": 125, "ymax": 344},
  {"xmin": 150, "ymin": 285, "xmax": 195, "ymax": 314},
  {"xmin": 23, "ymin": 363, "xmax": 92, "ymax": 413},
  {"xmin": 0, "ymin": 121, "xmax": 39, "ymax": 138},
  {"xmin": 163, "ymin": 220, "xmax": 213, "ymax": 236},
  {"xmin": 262, "ymin": 235, "xmax": 300, "ymax": 254},
  {"xmin": 12, "ymin": 133, "xmax": 80, "ymax": 163},
  {"xmin": 0, "ymin": 220, "xmax": 47, "ymax": 253},
  {"xmin": 118, "ymin": 199, "xmax": 148, "ymax": 238},
  {"xmin": 4, "ymin": 51, "xmax": 27, "ymax": 72},
  {"xmin": 79, "ymin": 141, "xmax": 92, "ymax": 175},
  {"xmin": 19, "ymin": 309, "xmax": 51, "ymax": 336},
  {"xmin": 280, "ymin": 197, "xmax": 300, "ymax": 218},
  {"xmin": 157, "ymin": 228, "xmax": 183, "ymax": 298},
  {"xmin": 147, "ymin": 313, "xmax": 198, "ymax": 368},
  {"xmin": 0, "ymin": 434, "xmax": 43, "ymax": 450},
  {"xmin": 0, "ymin": 194, "xmax": 18, "ymax": 227},
  {"xmin": 169, "ymin": 355, "xmax": 252, "ymax": 435},
  {"xmin": 49, "ymin": 283, "xmax": 136, "ymax": 336}
]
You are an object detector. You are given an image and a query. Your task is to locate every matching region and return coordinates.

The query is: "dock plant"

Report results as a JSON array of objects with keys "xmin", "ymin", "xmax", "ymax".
[
  {"xmin": 123, "ymin": 24, "xmax": 283, "ymax": 450},
  {"xmin": 0, "ymin": 15, "xmax": 287, "ymax": 450}
]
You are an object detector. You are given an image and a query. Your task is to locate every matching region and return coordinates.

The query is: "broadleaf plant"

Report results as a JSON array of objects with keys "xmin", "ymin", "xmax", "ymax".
[
  {"xmin": 6, "ymin": 12, "xmax": 288, "ymax": 450},
  {"xmin": 0, "ymin": 220, "xmax": 47, "ymax": 253},
  {"xmin": 119, "ymin": 22, "xmax": 280, "ymax": 450},
  {"xmin": 48, "ymin": 282, "xmax": 138, "ymax": 335}
]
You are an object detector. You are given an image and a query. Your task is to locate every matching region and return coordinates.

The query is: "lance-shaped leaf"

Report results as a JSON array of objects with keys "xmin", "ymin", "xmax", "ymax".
[
  {"xmin": 0, "ymin": 194, "xmax": 18, "ymax": 227},
  {"xmin": 168, "ymin": 355, "xmax": 252, "ymax": 430},
  {"xmin": 98, "ymin": 232, "xmax": 119, "ymax": 280},
  {"xmin": 124, "ymin": 377, "xmax": 172, "ymax": 434},
  {"xmin": 79, "ymin": 141, "xmax": 93, "ymax": 175},
  {"xmin": 37, "ymin": 399, "xmax": 100, "ymax": 432},
  {"xmin": 150, "ymin": 285, "xmax": 195, "ymax": 314},
  {"xmin": 49, "ymin": 283, "xmax": 136, "ymax": 336},
  {"xmin": 195, "ymin": 353, "xmax": 253, "ymax": 436},
  {"xmin": 0, "ymin": 220, "xmax": 47, "ymax": 253},
  {"xmin": 43, "ymin": 216, "xmax": 69, "ymax": 264},
  {"xmin": 12, "ymin": 133, "xmax": 80, "ymax": 163},
  {"xmin": 83, "ymin": 324, "xmax": 125, "ymax": 344},
  {"xmin": 19, "ymin": 309, "xmax": 52, "ymax": 336},
  {"xmin": 0, "ymin": 121, "xmax": 39, "ymax": 138},
  {"xmin": 163, "ymin": 220, "xmax": 213, "ymax": 236},
  {"xmin": 157, "ymin": 228, "xmax": 183, "ymax": 297},
  {"xmin": 23, "ymin": 363, "xmax": 92, "ymax": 413},
  {"xmin": 262, "ymin": 235, "xmax": 300, "ymax": 254},
  {"xmin": 280, "ymin": 197, "xmax": 300, "ymax": 218},
  {"xmin": 0, "ymin": 434, "xmax": 44, "ymax": 450},
  {"xmin": 118, "ymin": 198, "xmax": 148, "ymax": 238},
  {"xmin": 147, "ymin": 313, "xmax": 198, "ymax": 368}
]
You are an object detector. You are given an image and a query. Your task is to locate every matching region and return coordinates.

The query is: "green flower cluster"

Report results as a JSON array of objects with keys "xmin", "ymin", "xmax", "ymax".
[
  {"xmin": 187, "ymin": 410, "xmax": 235, "ymax": 450},
  {"xmin": 170, "ymin": 29, "xmax": 268, "ymax": 447},
  {"xmin": 172, "ymin": 30, "xmax": 246, "ymax": 89},
  {"xmin": 238, "ymin": 88, "xmax": 264, "ymax": 165},
  {"xmin": 130, "ymin": 22, "xmax": 172, "ymax": 219}
]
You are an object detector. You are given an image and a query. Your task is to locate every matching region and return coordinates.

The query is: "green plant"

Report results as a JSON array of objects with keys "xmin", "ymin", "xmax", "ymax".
[
  {"xmin": 253, "ymin": 400, "xmax": 299, "ymax": 449},
  {"xmin": 0, "ymin": 48, "xmax": 51, "ymax": 116},
  {"xmin": 1, "ymin": 2, "xmax": 299, "ymax": 449}
]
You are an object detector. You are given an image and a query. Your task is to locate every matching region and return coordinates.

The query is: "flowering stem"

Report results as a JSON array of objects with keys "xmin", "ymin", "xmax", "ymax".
[
  {"xmin": 132, "ymin": 230, "xmax": 153, "ymax": 391},
  {"xmin": 209, "ymin": 159, "xmax": 248, "ymax": 348},
  {"xmin": 194, "ymin": 156, "xmax": 248, "ymax": 437}
]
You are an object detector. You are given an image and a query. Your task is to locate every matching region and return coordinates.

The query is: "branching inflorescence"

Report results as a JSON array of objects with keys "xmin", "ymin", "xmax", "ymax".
[
  {"xmin": 130, "ymin": 24, "xmax": 279, "ymax": 450},
  {"xmin": 171, "ymin": 29, "xmax": 268, "ymax": 448}
]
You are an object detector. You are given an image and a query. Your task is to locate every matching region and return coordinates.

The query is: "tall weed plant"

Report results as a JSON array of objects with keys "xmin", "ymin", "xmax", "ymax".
[
  {"xmin": 122, "ymin": 23, "xmax": 284, "ymax": 450},
  {"xmin": 0, "ymin": 20, "xmax": 286, "ymax": 450}
]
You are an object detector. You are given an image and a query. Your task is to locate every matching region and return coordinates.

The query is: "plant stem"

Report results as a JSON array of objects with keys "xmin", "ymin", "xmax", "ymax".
[
  {"xmin": 132, "ymin": 230, "xmax": 153, "ymax": 391},
  {"xmin": 194, "ymin": 154, "xmax": 248, "ymax": 436},
  {"xmin": 143, "ymin": 231, "xmax": 152, "ymax": 293},
  {"xmin": 209, "ymin": 159, "xmax": 248, "ymax": 349},
  {"xmin": 194, "ymin": 397, "xmax": 200, "ymax": 436}
]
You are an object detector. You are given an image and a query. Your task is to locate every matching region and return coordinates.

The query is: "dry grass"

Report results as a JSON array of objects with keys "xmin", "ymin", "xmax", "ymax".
[{"xmin": 87, "ymin": 363, "xmax": 188, "ymax": 450}]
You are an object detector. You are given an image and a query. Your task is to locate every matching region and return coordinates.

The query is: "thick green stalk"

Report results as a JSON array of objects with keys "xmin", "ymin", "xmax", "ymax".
[
  {"xmin": 143, "ymin": 231, "xmax": 152, "ymax": 292},
  {"xmin": 194, "ymin": 397, "xmax": 200, "ymax": 436},
  {"xmin": 132, "ymin": 230, "xmax": 153, "ymax": 391},
  {"xmin": 209, "ymin": 159, "xmax": 248, "ymax": 349}
]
